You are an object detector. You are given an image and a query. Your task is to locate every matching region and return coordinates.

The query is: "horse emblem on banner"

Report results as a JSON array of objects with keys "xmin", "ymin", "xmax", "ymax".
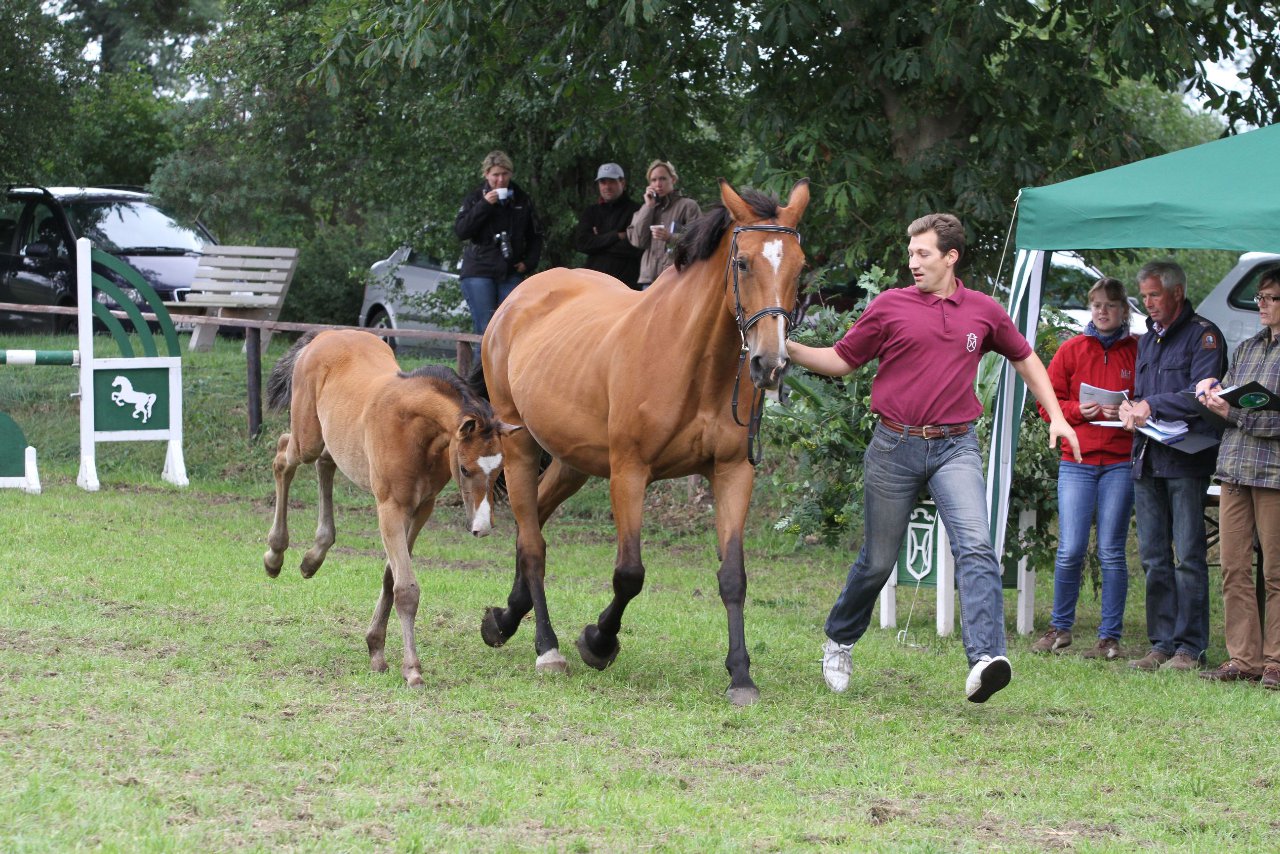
[
  {"xmin": 110, "ymin": 376, "xmax": 156, "ymax": 423},
  {"xmin": 905, "ymin": 505, "xmax": 936, "ymax": 582}
]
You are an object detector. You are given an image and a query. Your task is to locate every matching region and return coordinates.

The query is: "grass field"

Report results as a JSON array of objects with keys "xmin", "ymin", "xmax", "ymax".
[{"xmin": 2, "ymin": 333, "xmax": 1279, "ymax": 852}]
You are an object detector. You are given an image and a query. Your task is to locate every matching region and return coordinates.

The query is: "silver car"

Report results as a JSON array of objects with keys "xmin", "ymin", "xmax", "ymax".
[
  {"xmin": 1195, "ymin": 252, "xmax": 1280, "ymax": 357},
  {"xmin": 358, "ymin": 246, "xmax": 467, "ymax": 354}
]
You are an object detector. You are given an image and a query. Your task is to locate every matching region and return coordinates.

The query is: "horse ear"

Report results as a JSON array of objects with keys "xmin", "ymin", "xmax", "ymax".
[
  {"xmin": 457, "ymin": 416, "xmax": 478, "ymax": 438},
  {"xmin": 718, "ymin": 179, "xmax": 754, "ymax": 223},
  {"xmin": 498, "ymin": 421, "xmax": 524, "ymax": 435},
  {"xmin": 777, "ymin": 178, "xmax": 811, "ymax": 228}
]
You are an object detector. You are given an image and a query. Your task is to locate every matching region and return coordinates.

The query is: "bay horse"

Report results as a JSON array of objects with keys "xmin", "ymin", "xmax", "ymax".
[
  {"xmin": 263, "ymin": 329, "xmax": 519, "ymax": 687},
  {"xmin": 480, "ymin": 179, "xmax": 809, "ymax": 705}
]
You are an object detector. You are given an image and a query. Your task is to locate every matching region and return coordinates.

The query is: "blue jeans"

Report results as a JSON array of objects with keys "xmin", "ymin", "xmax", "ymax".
[
  {"xmin": 1050, "ymin": 461, "xmax": 1134, "ymax": 640},
  {"xmin": 825, "ymin": 424, "xmax": 1006, "ymax": 665},
  {"xmin": 1133, "ymin": 475, "xmax": 1210, "ymax": 659},
  {"xmin": 460, "ymin": 273, "xmax": 523, "ymax": 335}
]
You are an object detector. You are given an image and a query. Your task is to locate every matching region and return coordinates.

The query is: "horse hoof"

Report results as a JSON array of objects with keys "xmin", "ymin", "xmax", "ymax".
[
  {"xmin": 725, "ymin": 685, "xmax": 760, "ymax": 707},
  {"xmin": 263, "ymin": 550, "xmax": 283, "ymax": 578},
  {"xmin": 535, "ymin": 649, "xmax": 569, "ymax": 674},
  {"xmin": 369, "ymin": 654, "xmax": 388, "ymax": 674},
  {"xmin": 299, "ymin": 557, "xmax": 322, "ymax": 579},
  {"xmin": 406, "ymin": 672, "xmax": 425, "ymax": 689},
  {"xmin": 480, "ymin": 607, "xmax": 510, "ymax": 648},
  {"xmin": 575, "ymin": 626, "xmax": 619, "ymax": 671}
]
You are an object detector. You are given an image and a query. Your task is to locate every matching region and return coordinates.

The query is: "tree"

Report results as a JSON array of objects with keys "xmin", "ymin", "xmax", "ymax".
[
  {"xmin": 313, "ymin": 0, "xmax": 1279, "ymax": 290},
  {"xmin": 58, "ymin": 0, "xmax": 223, "ymax": 91},
  {"xmin": 0, "ymin": 1, "xmax": 86, "ymax": 183}
]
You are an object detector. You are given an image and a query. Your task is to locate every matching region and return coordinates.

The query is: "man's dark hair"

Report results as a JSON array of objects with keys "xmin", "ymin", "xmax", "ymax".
[{"xmin": 907, "ymin": 213, "xmax": 965, "ymax": 260}]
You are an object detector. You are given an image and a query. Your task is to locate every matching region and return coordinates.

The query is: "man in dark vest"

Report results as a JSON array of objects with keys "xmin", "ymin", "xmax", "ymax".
[{"xmin": 573, "ymin": 163, "xmax": 643, "ymax": 289}]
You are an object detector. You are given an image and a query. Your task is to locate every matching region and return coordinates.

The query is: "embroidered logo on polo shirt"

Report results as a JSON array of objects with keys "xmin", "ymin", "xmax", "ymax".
[{"xmin": 966, "ymin": 332, "xmax": 978, "ymax": 352}]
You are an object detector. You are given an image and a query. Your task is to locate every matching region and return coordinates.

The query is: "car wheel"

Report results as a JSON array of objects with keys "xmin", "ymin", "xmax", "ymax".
[
  {"xmin": 54, "ymin": 303, "xmax": 77, "ymax": 337},
  {"xmin": 367, "ymin": 307, "xmax": 397, "ymax": 352}
]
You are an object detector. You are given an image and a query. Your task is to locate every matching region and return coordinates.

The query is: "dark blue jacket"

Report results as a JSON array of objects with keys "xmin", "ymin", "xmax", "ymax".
[{"xmin": 1131, "ymin": 302, "xmax": 1228, "ymax": 479}]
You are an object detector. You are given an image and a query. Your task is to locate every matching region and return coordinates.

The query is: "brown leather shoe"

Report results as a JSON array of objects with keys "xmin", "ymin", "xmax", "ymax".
[
  {"xmin": 1161, "ymin": 652, "xmax": 1201, "ymax": 672},
  {"xmin": 1262, "ymin": 665, "xmax": 1280, "ymax": 690},
  {"xmin": 1129, "ymin": 649, "xmax": 1171, "ymax": 671},
  {"xmin": 1080, "ymin": 638, "xmax": 1121, "ymax": 660},
  {"xmin": 1198, "ymin": 660, "xmax": 1261, "ymax": 682},
  {"xmin": 1030, "ymin": 628, "xmax": 1072, "ymax": 654}
]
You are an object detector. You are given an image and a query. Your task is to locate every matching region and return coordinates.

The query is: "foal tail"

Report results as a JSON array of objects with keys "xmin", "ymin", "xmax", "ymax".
[{"xmin": 266, "ymin": 331, "xmax": 320, "ymax": 411}]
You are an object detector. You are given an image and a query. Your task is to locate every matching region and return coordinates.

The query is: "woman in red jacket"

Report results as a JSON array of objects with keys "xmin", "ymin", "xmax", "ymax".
[{"xmin": 1033, "ymin": 277, "xmax": 1139, "ymax": 659}]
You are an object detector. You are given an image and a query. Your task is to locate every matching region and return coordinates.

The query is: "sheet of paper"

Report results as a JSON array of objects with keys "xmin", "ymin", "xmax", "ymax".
[{"xmin": 1079, "ymin": 383, "xmax": 1129, "ymax": 406}]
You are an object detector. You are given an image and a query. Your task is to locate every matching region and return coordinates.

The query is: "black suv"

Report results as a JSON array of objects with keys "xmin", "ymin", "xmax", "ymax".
[{"xmin": 0, "ymin": 186, "xmax": 216, "ymax": 331}]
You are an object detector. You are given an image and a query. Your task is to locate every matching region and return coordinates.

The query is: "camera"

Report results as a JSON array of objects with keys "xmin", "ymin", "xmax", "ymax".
[{"xmin": 494, "ymin": 230, "xmax": 512, "ymax": 260}]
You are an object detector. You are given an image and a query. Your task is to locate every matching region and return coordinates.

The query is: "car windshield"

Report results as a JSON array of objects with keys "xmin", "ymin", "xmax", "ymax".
[{"xmin": 64, "ymin": 200, "xmax": 206, "ymax": 253}]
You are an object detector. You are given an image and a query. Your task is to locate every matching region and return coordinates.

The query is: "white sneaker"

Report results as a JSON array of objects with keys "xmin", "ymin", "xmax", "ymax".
[
  {"xmin": 821, "ymin": 638, "xmax": 854, "ymax": 693},
  {"xmin": 965, "ymin": 655, "xmax": 1011, "ymax": 703}
]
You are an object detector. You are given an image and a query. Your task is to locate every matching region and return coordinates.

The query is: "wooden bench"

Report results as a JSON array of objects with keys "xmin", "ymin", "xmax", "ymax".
[{"xmin": 165, "ymin": 246, "xmax": 299, "ymax": 353}]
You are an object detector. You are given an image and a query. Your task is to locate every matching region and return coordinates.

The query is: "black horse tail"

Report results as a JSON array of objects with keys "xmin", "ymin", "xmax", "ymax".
[{"xmin": 266, "ymin": 331, "xmax": 320, "ymax": 411}]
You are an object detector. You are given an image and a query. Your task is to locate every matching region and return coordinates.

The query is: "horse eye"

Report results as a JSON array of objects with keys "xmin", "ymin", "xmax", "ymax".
[
  {"xmin": 460, "ymin": 466, "xmax": 472, "ymax": 478},
  {"xmin": 736, "ymin": 257, "xmax": 748, "ymax": 271}
]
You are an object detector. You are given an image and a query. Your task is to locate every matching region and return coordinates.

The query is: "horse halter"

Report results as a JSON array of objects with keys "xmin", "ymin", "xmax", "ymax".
[{"xmin": 724, "ymin": 223, "xmax": 803, "ymax": 466}]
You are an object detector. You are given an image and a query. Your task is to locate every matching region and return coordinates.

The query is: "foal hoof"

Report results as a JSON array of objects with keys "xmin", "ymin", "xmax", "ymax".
[
  {"xmin": 298, "ymin": 556, "xmax": 323, "ymax": 579},
  {"xmin": 480, "ymin": 607, "xmax": 510, "ymax": 648},
  {"xmin": 263, "ymin": 550, "xmax": 283, "ymax": 578},
  {"xmin": 725, "ymin": 685, "xmax": 761, "ymax": 707},
  {"xmin": 535, "ymin": 649, "xmax": 569, "ymax": 674},
  {"xmin": 575, "ymin": 626, "xmax": 619, "ymax": 671}
]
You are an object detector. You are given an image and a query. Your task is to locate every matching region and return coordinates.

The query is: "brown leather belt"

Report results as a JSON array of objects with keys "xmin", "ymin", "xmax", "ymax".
[{"xmin": 879, "ymin": 417, "xmax": 973, "ymax": 439}]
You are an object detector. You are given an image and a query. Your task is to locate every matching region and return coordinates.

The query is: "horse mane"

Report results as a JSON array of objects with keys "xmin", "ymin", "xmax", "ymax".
[
  {"xmin": 672, "ymin": 189, "xmax": 780, "ymax": 271},
  {"xmin": 401, "ymin": 364, "xmax": 495, "ymax": 422}
]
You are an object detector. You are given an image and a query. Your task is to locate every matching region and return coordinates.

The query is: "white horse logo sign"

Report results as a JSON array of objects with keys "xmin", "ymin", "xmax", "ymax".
[{"xmin": 111, "ymin": 376, "xmax": 156, "ymax": 423}]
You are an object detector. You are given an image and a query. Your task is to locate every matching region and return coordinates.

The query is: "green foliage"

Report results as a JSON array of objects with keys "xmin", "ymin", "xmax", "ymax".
[
  {"xmin": 0, "ymin": 1, "xmax": 87, "ymax": 183},
  {"xmin": 764, "ymin": 267, "xmax": 891, "ymax": 544}
]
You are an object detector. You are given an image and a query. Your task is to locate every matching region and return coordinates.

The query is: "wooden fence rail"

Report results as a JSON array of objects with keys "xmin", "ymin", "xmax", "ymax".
[{"xmin": 0, "ymin": 302, "xmax": 482, "ymax": 439}]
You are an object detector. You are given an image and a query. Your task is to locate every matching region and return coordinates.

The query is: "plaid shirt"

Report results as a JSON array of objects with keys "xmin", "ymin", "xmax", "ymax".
[{"xmin": 1216, "ymin": 327, "xmax": 1280, "ymax": 489}]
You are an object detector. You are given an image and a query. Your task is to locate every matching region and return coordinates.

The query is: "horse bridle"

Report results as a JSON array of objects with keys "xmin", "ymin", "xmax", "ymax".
[{"xmin": 724, "ymin": 223, "xmax": 803, "ymax": 466}]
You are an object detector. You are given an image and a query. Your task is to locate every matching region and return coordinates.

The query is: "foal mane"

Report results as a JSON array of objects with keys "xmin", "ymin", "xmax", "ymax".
[
  {"xmin": 672, "ymin": 189, "xmax": 780, "ymax": 272},
  {"xmin": 400, "ymin": 364, "xmax": 495, "ymax": 423}
]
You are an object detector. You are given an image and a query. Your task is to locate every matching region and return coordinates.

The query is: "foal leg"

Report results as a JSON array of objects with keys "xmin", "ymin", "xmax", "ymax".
[
  {"xmin": 264, "ymin": 433, "xmax": 300, "ymax": 577},
  {"xmin": 299, "ymin": 453, "xmax": 338, "ymax": 578},
  {"xmin": 377, "ymin": 501, "xmax": 425, "ymax": 687},
  {"xmin": 577, "ymin": 468, "xmax": 648, "ymax": 671},
  {"xmin": 710, "ymin": 461, "xmax": 759, "ymax": 706},
  {"xmin": 367, "ymin": 500, "xmax": 435, "ymax": 675}
]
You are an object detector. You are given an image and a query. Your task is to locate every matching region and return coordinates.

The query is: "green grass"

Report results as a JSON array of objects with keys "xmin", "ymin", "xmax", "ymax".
[{"xmin": 2, "ymin": 332, "xmax": 1279, "ymax": 851}]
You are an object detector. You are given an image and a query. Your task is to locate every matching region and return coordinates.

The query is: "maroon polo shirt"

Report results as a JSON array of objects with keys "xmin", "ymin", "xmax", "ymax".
[{"xmin": 832, "ymin": 280, "xmax": 1031, "ymax": 426}]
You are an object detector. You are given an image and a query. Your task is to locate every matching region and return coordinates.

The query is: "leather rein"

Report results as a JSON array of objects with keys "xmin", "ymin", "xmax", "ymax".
[{"xmin": 724, "ymin": 223, "xmax": 802, "ymax": 466}]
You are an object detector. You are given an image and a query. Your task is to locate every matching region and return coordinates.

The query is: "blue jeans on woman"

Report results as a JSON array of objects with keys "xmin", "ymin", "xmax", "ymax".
[
  {"xmin": 1050, "ymin": 460, "xmax": 1134, "ymax": 640},
  {"xmin": 460, "ymin": 273, "xmax": 523, "ymax": 335},
  {"xmin": 824, "ymin": 424, "xmax": 1006, "ymax": 666}
]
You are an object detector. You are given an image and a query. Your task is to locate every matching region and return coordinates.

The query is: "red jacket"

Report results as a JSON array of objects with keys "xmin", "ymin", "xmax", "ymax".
[{"xmin": 1038, "ymin": 332, "xmax": 1137, "ymax": 465}]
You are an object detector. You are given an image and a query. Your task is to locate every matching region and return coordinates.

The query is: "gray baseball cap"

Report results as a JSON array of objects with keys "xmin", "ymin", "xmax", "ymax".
[{"xmin": 595, "ymin": 163, "xmax": 625, "ymax": 180}]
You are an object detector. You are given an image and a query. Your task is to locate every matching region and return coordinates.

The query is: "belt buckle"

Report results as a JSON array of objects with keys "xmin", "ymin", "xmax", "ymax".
[{"xmin": 921, "ymin": 424, "xmax": 942, "ymax": 439}]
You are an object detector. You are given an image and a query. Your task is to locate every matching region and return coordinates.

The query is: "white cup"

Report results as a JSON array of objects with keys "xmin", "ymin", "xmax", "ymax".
[{"xmin": 495, "ymin": 187, "xmax": 511, "ymax": 201}]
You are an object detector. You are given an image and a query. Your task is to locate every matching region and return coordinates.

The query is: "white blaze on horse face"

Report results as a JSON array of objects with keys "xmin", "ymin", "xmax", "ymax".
[
  {"xmin": 470, "ymin": 496, "xmax": 492, "ymax": 536},
  {"xmin": 762, "ymin": 238, "xmax": 784, "ymax": 275},
  {"xmin": 478, "ymin": 453, "xmax": 503, "ymax": 475}
]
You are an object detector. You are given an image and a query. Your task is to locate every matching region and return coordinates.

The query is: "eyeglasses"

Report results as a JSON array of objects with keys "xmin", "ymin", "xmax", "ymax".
[{"xmin": 1254, "ymin": 294, "xmax": 1280, "ymax": 306}]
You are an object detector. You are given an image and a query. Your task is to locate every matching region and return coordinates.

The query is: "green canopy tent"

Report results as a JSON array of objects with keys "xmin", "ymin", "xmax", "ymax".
[{"xmin": 988, "ymin": 122, "xmax": 1280, "ymax": 632}]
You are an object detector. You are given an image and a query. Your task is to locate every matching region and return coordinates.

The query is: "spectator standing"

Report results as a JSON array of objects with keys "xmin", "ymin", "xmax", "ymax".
[
  {"xmin": 1196, "ymin": 268, "xmax": 1280, "ymax": 687},
  {"xmin": 786, "ymin": 213, "xmax": 1081, "ymax": 704},
  {"xmin": 1033, "ymin": 277, "xmax": 1138, "ymax": 660},
  {"xmin": 573, "ymin": 163, "xmax": 643, "ymax": 289},
  {"xmin": 1119, "ymin": 260, "xmax": 1227, "ymax": 672},
  {"xmin": 453, "ymin": 150, "xmax": 544, "ymax": 334},
  {"xmin": 626, "ymin": 160, "xmax": 701, "ymax": 289}
]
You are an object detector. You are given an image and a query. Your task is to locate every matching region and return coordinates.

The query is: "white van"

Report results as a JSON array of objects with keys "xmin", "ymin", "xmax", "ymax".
[{"xmin": 1195, "ymin": 252, "xmax": 1280, "ymax": 357}]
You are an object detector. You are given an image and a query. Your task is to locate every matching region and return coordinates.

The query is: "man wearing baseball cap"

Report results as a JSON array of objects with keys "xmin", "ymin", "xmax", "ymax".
[{"xmin": 573, "ymin": 162, "xmax": 643, "ymax": 289}]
